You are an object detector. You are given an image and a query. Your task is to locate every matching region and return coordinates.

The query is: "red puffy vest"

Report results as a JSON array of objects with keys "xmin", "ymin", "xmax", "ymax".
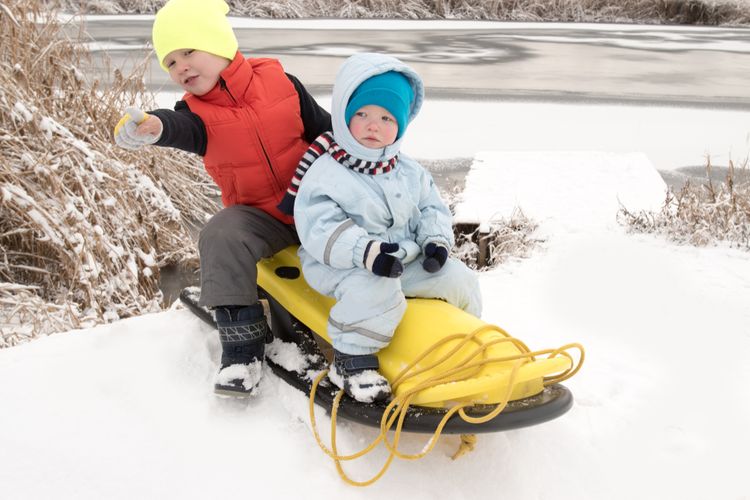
[{"xmin": 184, "ymin": 52, "xmax": 308, "ymax": 224}]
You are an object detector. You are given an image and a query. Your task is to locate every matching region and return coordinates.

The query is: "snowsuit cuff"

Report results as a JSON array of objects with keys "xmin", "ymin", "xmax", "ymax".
[
  {"xmin": 352, "ymin": 236, "xmax": 372, "ymax": 268},
  {"xmin": 421, "ymin": 237, "xmax": 451, "ymax": 253},
  {"xmin": 393, "ymin": 240, "xmax": 421, "ymax": 264}
]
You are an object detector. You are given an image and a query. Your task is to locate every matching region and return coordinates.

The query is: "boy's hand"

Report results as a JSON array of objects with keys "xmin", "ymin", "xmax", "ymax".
[
  {"xmin": 114, "ymin": 107, "xmax": 163, "ymax": 150},
  {"xmin": 422, "ymin": 242, "xmax": 449, "ymax": 273},
  {"xmin": 363, "ymin": 241, "xmax": 403, "ymax": 278}
]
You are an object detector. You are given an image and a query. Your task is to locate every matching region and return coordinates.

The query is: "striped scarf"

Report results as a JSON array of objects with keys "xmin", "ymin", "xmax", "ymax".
[{"xmin": 277, "ymin": 132, "xmax": 398, "ymax": 215}]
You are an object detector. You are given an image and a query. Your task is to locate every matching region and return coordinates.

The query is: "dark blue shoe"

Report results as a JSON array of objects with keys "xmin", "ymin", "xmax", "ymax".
[
  {"xmin": 213, "ymin": 304, "xmax": 269, "ymax": 396},
  {"xmin": 328, "ymin": 350, "xmax": 391, "ymax": 403}
]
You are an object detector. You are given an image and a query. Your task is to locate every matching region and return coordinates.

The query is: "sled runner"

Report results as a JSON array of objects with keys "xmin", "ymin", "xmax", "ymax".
[{"xmin": 180, "ymin": 245, "xmax": 581, "ymax": 434}]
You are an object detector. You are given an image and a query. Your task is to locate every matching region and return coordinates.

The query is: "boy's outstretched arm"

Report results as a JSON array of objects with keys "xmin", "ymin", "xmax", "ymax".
[
  {"xmin": 113, "ymin": 103, "xmax": 208, "ymax": 156},
  {"xmin": 149, "ymin": 101, "xmax": 207, "ymax": 156},
  {"xmin": 286, "ymin": 73, "xmax": 332, "ymax": 142}
]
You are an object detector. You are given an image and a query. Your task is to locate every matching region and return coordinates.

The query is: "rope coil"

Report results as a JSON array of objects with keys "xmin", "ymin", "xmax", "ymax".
[{"xmin": 308, "ymin": 324, "xmax": 585, "ymax": 487}]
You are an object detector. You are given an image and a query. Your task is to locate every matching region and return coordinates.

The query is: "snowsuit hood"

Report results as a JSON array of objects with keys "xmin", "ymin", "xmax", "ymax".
[{"xmin": 331, "ymin": 53, "xmax": 424, "ymax": 162}]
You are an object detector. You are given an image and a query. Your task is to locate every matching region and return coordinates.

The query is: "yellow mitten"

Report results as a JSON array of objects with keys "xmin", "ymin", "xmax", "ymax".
[{"xmin": 114, "ymin": 107, "xmax": 162, "ymax": 150}]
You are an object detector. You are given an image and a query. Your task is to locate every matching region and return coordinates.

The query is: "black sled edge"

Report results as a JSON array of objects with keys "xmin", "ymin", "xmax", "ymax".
[{"xmin": 179, "ymin": 286, "xmax": 574, "ymax": 434}]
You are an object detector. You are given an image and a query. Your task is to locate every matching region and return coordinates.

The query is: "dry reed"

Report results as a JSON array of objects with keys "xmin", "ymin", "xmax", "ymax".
[
  {"xmin": 618, "ymin": 159, "xmax": 750, "ymax": 250},
  {"xmin": 453, "ymin": 208, "xmax": 542, "ymax": 270},
  {"xmin": 1, "ymin": 0, "xmax": 217, "ymax": 346},
  {"xmin": 48, "ymin": 0, "xmax": 750, "ymax": 25}
]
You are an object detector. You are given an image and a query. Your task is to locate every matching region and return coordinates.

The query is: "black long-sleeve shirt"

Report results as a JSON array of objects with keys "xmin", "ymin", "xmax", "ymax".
[{"xmin": 150, "ymin": 73, "xmax": 331, "ymax": 156}]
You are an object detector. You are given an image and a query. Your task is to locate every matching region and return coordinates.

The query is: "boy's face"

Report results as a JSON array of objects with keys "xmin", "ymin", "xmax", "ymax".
[
  {"xmin": 348, "ymin": 105, "xmax": 399, "ymax": 149},
  {"xmin": 163, "ymin": 49, "xmax": 231, "ymax": 96}
]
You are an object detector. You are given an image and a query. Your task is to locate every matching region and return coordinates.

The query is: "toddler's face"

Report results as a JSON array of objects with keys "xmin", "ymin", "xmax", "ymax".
[
  {"xmin": 163, "ymin": 49, "xmax": 231, "ymax": 96},
  {"xmin": 348, "ymin": 105, "xmax": 399, "ymax": 149}
]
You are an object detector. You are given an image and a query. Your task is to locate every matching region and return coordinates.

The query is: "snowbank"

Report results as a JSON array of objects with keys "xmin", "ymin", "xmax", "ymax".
[
  {"xmin": 453, "ymin": 151, "xmax": 667, "ymax": 232},
  {"xmin": 2, "ymin": 152, "xmax": 749, "ymax": 498}
]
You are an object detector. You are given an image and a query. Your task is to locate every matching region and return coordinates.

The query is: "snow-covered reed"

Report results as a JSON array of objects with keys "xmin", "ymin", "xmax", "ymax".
[
  {"xmin": 618, "ymin": 160, "xmax": 750, "ymax": 250},
  {"xmin": 453, "ymin": 209, "xmax": 541, "ymax": 270},
  {"xmin": 50, "ymin": 0, "xmax": 750, "ymax": 25},
  {"xmin": 0, "ymin": 0, "xmax": 217, "ymax": 346}
]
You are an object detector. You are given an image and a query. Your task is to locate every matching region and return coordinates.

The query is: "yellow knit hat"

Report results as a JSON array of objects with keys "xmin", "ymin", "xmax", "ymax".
[{"xmin": 152, "ymin": 0, "xmax": 238, "ymax": 71}]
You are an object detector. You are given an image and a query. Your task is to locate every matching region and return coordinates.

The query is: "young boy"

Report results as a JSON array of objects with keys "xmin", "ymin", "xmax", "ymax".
[
  {"xmin": 286, "ymin": 53, "xmax": 482, "ymax": 403},
  {"xmin": 113, "ymin": 0, "xmax": 331, "ymax": 396}
]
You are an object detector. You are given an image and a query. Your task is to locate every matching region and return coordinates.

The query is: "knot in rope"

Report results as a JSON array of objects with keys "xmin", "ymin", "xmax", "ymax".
[{"xmin": 451, "ymin": 434, "xmax": 477, "ymax": 460}]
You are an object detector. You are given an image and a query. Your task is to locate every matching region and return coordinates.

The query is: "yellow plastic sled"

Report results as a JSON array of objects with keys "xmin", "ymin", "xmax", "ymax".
[{"xmin": 246, "ymin": 245, "xmax": 582, "ymax": 434}]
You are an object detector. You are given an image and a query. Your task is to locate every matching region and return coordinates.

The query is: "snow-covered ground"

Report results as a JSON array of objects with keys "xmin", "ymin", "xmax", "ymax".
[
  {"xmin": 2, "ymin": 144, "xmax": 749, "ymax": 498},
  {"xmin": 3, "ymin": 24, "xmax": 750, "ymax": 499}
]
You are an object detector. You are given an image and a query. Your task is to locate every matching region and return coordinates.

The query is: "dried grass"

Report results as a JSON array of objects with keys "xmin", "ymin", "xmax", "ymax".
[
  {"xmin": 48, "ymin": 0, "xmax": 750, "ymax": 25},
  {"xmin": 1, "ymin": 0, "xmax": 217, "ymax": 345},
  {"xmin": 453, "ymin": 208, "xmax": 542, "ymax": 270},
  {"xmin": 618, "ymin": 158, "xmax": 750, "ymax": 250}
]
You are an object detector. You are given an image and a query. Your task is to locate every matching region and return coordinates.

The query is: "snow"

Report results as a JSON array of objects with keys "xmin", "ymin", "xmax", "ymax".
[
  {"xmin": 216, "ymin": 360, "xmax": 263, "ymax": 392},
  {"xmin": 3, "ymin": 20, "xmax": 750, "ymax": 500},
  {"xmin": 453, "ymin": 151, "xmax": 667, "ymax": 232},
  {"xmin": 327, "ymin": 363, "xmax": 390, "ymax": 404},
  {"xmin": 266, "ymin": 337, "xmax": 325, "ymax": 381},
  {"xmin": 153, "ymin": 93, "xmax": 750, "ymax": 174},
  {"xmin": 408, "ymin": 100, "xmax": 750, "ymax": 172},
  {"xmin": 3, "ymin": 159, "xmax": 748, "ymax": 500},
  {"xmin": 3, "ymin": 220, "xmax": 749, "ymax": 497}
]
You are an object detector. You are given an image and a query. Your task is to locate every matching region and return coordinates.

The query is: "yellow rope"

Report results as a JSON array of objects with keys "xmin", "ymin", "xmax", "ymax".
[
  {"xmin": 308, "ymin": 324, "xmax": 585, "ymax": 487},
  {"xmin": 451, "ymin": 434, "xmax": 477, "ymax": 460}
]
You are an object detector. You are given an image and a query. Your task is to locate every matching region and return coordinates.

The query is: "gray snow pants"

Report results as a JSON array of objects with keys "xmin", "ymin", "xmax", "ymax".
[{"xmin": 197, "ymin": 205, "xmax": 298, "ymax": 308}]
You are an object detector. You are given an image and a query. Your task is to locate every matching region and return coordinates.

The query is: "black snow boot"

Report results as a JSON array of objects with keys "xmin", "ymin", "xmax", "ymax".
[
  {"xmin": 328, "ymin": 349, "xmax": 391, "ymax": 404},
  {"xmin": 213, "ymin": 303, "xmax": 270, "ymax": 397}
]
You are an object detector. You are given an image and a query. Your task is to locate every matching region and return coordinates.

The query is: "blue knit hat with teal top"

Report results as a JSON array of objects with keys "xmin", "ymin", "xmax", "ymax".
[{"xmin": 344, "ymin": 71, "xmax": 414, "ymax": 140}]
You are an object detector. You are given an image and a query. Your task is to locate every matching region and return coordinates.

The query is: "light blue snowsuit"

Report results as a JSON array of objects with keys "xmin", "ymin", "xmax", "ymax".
[{"xmin": 294, "ymin": 53, "xmax": 482, "ymax": 355}]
